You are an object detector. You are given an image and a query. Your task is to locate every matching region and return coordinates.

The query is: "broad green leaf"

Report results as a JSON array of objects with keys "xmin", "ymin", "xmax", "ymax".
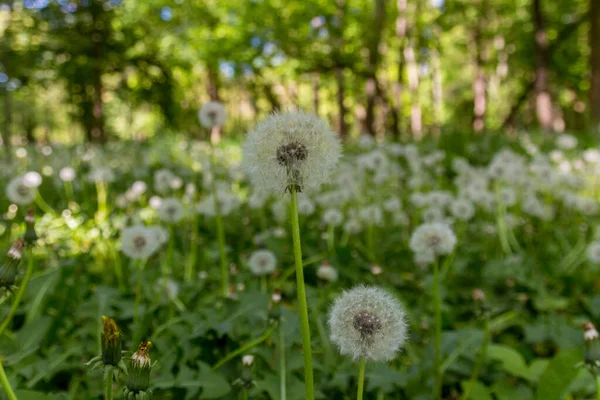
[
  {"xmin": 487, "ymin": 344, "xmax": 530, "ymax": 379},
  {"xmin": 536, "ymin": 349, "xmax": 582, "ymax": 400},
  {"xmin": 460, "ymin": 380, "xmax": 493, "ymax": 400}
]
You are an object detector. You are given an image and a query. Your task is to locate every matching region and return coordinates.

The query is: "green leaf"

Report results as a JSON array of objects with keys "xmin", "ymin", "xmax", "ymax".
[
  {"xmin": 460, "ymin": 380, "xmax": 493, "ymax": 400},
  {"xmin": 535, "ymin": 349, "xmax": 582, "ymax": 400},
  {"xmin": 487, "ymin": 344, "xmax": 530, "ymax": 380},
  {"xmin": 197, "ymin": 362, "xmax": 231, "ymax": 398},
  {"xmin": 492, "ymin": 379, "xmax": 534, "ymax": 400}
]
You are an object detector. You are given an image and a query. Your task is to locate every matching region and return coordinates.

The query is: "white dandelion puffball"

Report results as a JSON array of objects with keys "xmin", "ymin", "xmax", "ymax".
[
  {"xmin": 198, "ymin": 101, "xmax": 227, "ymax": 128},
  {"xmin": 409, "ymin": 222, "xmax": 457, "ymax": 257},
  {"xmin": 6, "ymin": 176, "xmax": 36, "ymax": 205},
  {"xmin": 450, "ymin": 198, "xmax": 475, "ymax": 221},
  {"xmin": 242, "ymin": 110, "xmax": 341, "ymax": 193},
  {"xmin": 328, "ymin": 285, "xmax": 408, "ymax": 362},
  {"xmin": 59, "ymin": 167, "xmax": 76, "ymax": 182},
  {"xmin": 322, "ymin": 208, "xmax": 344, "ymax": 227},
  {"xmin": 588, "ymin": 242, "xmax": 600, "ymax": 264},
  {"xmin": 121, "ymin": 225, "xmax": 161, "ymax": 260},
  {"xmin": 23, "ymin": 171, "xmax": 42, "ymax": 188},
  {"xmin": 87, "ymin": 167, "xmax": 115, "ymax": 183},
  {"xmin": 317, "ymin": 263, "xmax": 339, "ymax": 282},
  {"xmin": 247, "ymin": 249, "xmax": 277, "ymax": 276},
  {"xmin": 157, "ymin": 197, "xmax": 185, "ymax": 223}
]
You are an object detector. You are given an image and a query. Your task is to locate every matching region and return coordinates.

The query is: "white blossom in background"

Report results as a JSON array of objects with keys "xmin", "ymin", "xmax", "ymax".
[
  {"xmin": 450, "ymin": 198, "xmax": 475, "ymax": 221},
  {"xmin": 410, "ymin": 222, "xmax": 457, "ymax": 258},
  {"xmin": 587, "ymin": 242, "xmax": 600, "ymax": 264},
  {"xmin": 317, "ymin": 263, "xmax": 339, "ymax": 282},
  {"xmin": 242, "ymin": 110, "xmax": 341, "ymax": 193},
  {"xmin": 328, "ymin": 285, "xmax": 408, "ymax": 362},
  {"xmin": 297, "ymin": 194, "xmax": 316, "ymax": 216},
  {"xmin": 248, "ymin": 249, "xmax": 277, "ymax": 276},
  {"xmin": 121, "ymin": 225, "xmax": 161, "ymax": 260},
  {"xmin": 23, "ymin": 171, "xmax": 42, "ymax": 188},
  {"xmin": 157, "ymin": 197, "xmax": 185, "ymax": 223},
  {"xmin": 87, "ymin": 167, "xmax": 115, "ymax": 183},
  {"xmin": 322, "ymin": 208, "xmax": 344, "ymax": 227},
  {"xmin": 154, "ymin": 169, "xmax": 176, "ymax": 194},
  {"xmin": 6, "ymin": 176, "xmax": 36, "ymax": 205},
  {"xmin": 198, "ymin": 101, "xmax": 227, "ymax": 128}
]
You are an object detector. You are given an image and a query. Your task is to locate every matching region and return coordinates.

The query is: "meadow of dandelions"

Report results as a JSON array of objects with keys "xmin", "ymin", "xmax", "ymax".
[{"xmin": 0, "ymin": 107, "xmax": 600, "ymax": 399}]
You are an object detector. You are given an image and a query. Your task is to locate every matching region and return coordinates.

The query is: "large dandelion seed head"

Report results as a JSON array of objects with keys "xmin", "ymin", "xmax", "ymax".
[
  {"xmin": 6, "ymin": 176, "xmax": 36, "ymax": 205},
  {"xmin": 198, "ymin": 101, "xmax": 227, "ymax": 128},
  {"xmin": 328, "ymin": 285, "xmax": 408, "ymax": 362},
  {"xmin": 247, "ymin": 249, "xmax": 277, "ymax": 276},
  {"xmin": 242, "ymin": 110, "xmax": 341, "ymax": 193}
]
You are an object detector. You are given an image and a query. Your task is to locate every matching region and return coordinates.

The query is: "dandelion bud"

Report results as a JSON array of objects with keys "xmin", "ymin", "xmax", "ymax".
[
  {"xmin": 583, "ymin": 322, "xmax": 600, "ymax": 370},
  {"xmin": 328, "ymin": 285, "xmax": 408, "ymax": 362},
  {"xmin": 101, "ymin": 316, "xmax": 122, "ymax": 366},
  {"xmin": 23, "ymin": 208, "xmax": 38, "ymax": 246},
  {"xmin": 0, "ymin": 239, "xmax": 24, "ymax": 290},
  {"xmin": 242, "ymin": 111, "xmax": 341, "ymax": 193},
  {"xmin": 124, "ymin": 341, "xmax": 153, "ymax": 400},
  {"xmin": 268, "ymin": 288, "xmax": 282, "ymax": 323}
]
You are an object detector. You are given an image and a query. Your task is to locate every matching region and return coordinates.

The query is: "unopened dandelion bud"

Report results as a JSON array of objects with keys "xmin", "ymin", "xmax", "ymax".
[
  {"xmin": 583, "ymin": 322, "xmax": 600, "ymax": 370},
  {"xmin": 268, "ymin": 288, "xmax": 282, "ymax": 323},
  {"xmin": 23, "ymin": 208, "xmax": 38, "ymax": 246},
  {"xmin": 239, "ymin": 354, "xmax": 255, "ymax": 389},
  {"xmin": 124, "ymin": 341, "xmax": 153, "ymax": 400},
  {"xmin": 101, "ymin": 316, "xmax": 122, "ymax": 367}
]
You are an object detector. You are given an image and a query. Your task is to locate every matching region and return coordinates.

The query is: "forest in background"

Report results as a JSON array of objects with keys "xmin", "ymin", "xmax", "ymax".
[{"xmin": 0, "ymin": 0, "xmax": 599, "ymax": 144}]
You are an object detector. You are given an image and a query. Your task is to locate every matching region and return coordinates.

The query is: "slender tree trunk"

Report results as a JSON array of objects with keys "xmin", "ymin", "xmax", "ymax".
[
  {"xmin": 590, "ymin": 0, "xmax": 600, "ymax": 130},
  {"xmin": 532, "ymin": 0, "xmax": 553, "ymax": 131},
  {"xmin": 336, "ymin": 68, "xmax": 348, "ymax": 138},
  {"xmin": 405, "ymin": 43, "xmax": 422, "ymax": 138},
  {"xmin": 393, "ymin": 0, "xmax": 407, "ymax": 139},
  {"xmin": 472, "ymin": 20, "xmax": 486, "ymax": 133},
  {"xmin": 431, "ymin": 48, "xmax": 443, "ymax": 135},
  {"xmin": 207, "ymin": 63, "xmax": 221, "ymax": 101},
  {"xmin": 365, "ymin": 0, "xmax": 386, "ymax": 136},
  {"xmin": 312, "ymin": 72, "xmax": 320, "ymax": 115}
]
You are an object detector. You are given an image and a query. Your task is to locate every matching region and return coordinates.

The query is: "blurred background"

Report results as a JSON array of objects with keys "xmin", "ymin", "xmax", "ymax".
[{"xmin": 0, "ymin": 0, "xmax": 598, "ymax": 145}]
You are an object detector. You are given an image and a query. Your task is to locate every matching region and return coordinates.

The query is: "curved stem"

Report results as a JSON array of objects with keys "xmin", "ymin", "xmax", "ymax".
[
  {"xmin": 210, "ymin": 151, "xmax": 229, "ymax": 297},
  {"xmin": 35, "ymin": 193, "xmax": 55, "ymax": 216},
  {"xmin": 357, "ymin": 358, "xmax": 366, "ymax": 400},
  {"xmin": 212, "ymin": 324, "xmax": 276, "ymax": 371},
  {"xmin": 433, "ymin": 258, "xmax": 442, "ymax": 400},
  {"xmin": 463, "ymin": 318, "xmax": 490, "ymax": 400},
  {"xmin": 104, "ymin": 367, "xmax": 114, "ymax": 400},
  {"xmin": 0, "ymin": 359, "xmax": 17, "ymax": 400},
  {"xmin": 0, "ymin": 254, "xmax": 35, "ymax": 338},
  {"xmin": 290, "ymin": 187, "xmax": 315, "ymax": 400}
]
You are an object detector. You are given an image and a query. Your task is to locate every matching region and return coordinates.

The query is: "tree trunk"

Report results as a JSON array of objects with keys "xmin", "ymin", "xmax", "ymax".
[
  {"xmin": 472, "ymin": 22, "xmax": 486, "ymax": 133},
  {"xmin": 365, "ymin": 0, "xmax": 386, "ymax": 136},
  {"xmin": 312, "ymin": 72, "xmax": 320, "ymax": 115},
  {"xmin": 393, "ymin": 0, "xmax": 407, "ymax": 139},
  {"xmin": 2, "ymin": 88, "xmax": 11, "ymax": 155},
  {"xmin": 532, "ymin": 0, "xmax": 553, "ymax": 131},
  {"xmin": 336, "ymin": 67, "xmax": 348, "ymax": 138},
  {"xmin": 405, "ymin": 43, "xmax": 422, "ymax": 138},
  {"xmin": 431, "ymin": 48, "xmax": 443, "ymax": 135},
  {"xmin": 590, "ymin": 0, "xmax": 600, "ymax": 130},
  {"xmin": 207, "ymin": 63, "xmax": 221, "ymax": 101}
]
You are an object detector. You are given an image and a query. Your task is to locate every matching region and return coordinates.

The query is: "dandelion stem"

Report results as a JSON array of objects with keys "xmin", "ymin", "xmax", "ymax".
[
  {"xmin": 433, "ymin": 258, "xmax": 442, "ymax": 400},
  {"xmin": 34, "ymin": 193, "xmax": 55, "ymax": 216},
  {"xmin": 595, "ymin": 373, "xmax": 600, "ymax": 400},
  {"xmin": 96, "ymin": 181, "xmax": 108, "ymax": 222},
  {"xmin": 280, "ymin": 320, "xmax": 287, "ymax": 400},
  {"xmin": 0, "ymin": 254, "xmax": 35, "ymax": 338},
  {"xmin": 212, "ymin": 324, "xmax": 277, "ymax": 371},
  {"xmin": 463, "ymin": 318, "xmax": 490, "ymax": 400},
  {"xmin": 210, "ymin": 150, "xmax": 229, "ymax": 297},
  {"xmin": 357, "ymin": 358, "xmax": 366, "ymax": 400},
  {"xmin": 64, "ymin": 181, "xmax": 74, "ymax": 203},
  {"xmin": 133, "ymin": 259, "xmax": 146, "ymax": 338},
  {"xmin": 104, "ymin": 367, "xmax": 114, "ymax": 400},
  {"xmin": 327, "ymin": 224, "xmax": 335, "ymax": 256},
  {"xmin": 185, "ymin": 215, "xmax": 199, "ymax": 283},
  {"xmin": 290, "ymin": 186, "xmax": 315, "ymax": 400},
  {"xmin": 0, "ymin": 359, "xmax": 17, "ymax": 400}
]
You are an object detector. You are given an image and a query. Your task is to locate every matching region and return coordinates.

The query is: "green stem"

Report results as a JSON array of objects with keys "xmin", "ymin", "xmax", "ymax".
[
  {"xmin": 327, "ymin": 224, "xmax": 335, "ymax": 256},
  {"xmin": 133, "ymin": 260, "xmax": 146, "ymax": 335},
  {"xmin": 96, "ymin": 181, "xmax": 108, "ymax": 221},
  {"xmin": 463, "ymin": 318, "xmax": 490, "ymax": 400},
  {"xmin": 164, "ymin": 226, "xmax": 174, "ymax": 279},
  {"xmin": 0, "ymin": 359, "xmax": 17, "ymax": 400},
  {"xmin": 0, "ymin": 254, "xmax": 35, "ymax": 338},
  {"xmin": 212, "ymin": 324, "xmax": 277, "ymax": 371},
  {"xmin": 64, "ymin": 181, "xmax": 74, "ymax": 203},
  {"xmin": 104, "ymin": 368, "xmax": 114, "ymax": 400},
  {"xmin": 433, "ymin": 258, "xmax": 442, "ymax": 400},
  {"xmin": 185, "ymin": 216, "xmax": 199, "ymax": 283},
  {"xmin": 596, "ymin": 374, "xmax": 600, "ymax": 400},
  {"xmin": 280, "ymin": 321, "xmax": 287, "ymax": 400},
  {"xmin": 357, "ymin": 358, "xmax": 366, "ymax": 400},
  {"xmin": 210, "ymin": 151, "xmax": 229, "ymax": 297},
  {"xmin": 290, "ymin": 187, "xmax": 315, "ymax": 400},
  {"xmin": 35, "ymin": 193, "xmax": 55, "ymax": 216}
]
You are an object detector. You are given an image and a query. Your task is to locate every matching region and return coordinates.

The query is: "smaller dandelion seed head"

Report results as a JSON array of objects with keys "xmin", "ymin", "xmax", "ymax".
[{"xmin": 132, "ymin": 341, "xmax": 152, "ymax": 368}]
